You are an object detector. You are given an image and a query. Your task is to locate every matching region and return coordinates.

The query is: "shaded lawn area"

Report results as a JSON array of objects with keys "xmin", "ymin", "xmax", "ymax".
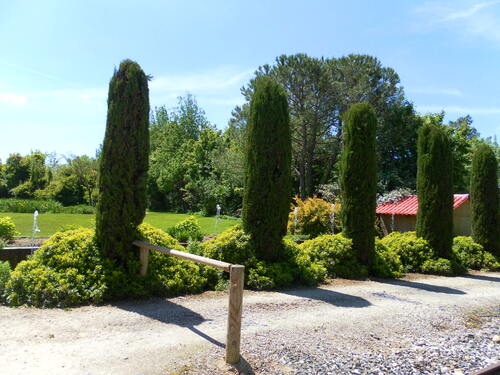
[{"xmin": 3, "ymin": 212, "xmax": 239, "ymax": 237}]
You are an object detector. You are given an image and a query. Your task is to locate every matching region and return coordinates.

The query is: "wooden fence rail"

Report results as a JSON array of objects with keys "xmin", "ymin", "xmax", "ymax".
[{"xmin": 133, "ymin": 240, "xmax": 244, "ymax": 365}]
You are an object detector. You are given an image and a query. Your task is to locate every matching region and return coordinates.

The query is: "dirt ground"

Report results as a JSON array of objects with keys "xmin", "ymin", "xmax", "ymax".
[{"xmin": 1, "ymin": 272, "xmax": 499, "ymax": 375}]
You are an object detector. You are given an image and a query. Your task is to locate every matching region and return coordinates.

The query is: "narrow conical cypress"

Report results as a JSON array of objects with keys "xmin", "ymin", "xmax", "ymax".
[
  {"xmin": 470, "ymin": 144, "xmax": 499, "ymax": 256},
  {"xmin": 340, "ymin": 102, "xmax": 377, "ymax": 267},
  {"xmin": 96, "ymin": 60, "xmax": 150, "ymax": 267},
  {"xmin": 242, "ymin": 76, "xmax": 291, "ymax": 262},
  {"xmin": 416, "ymin": 123, "xmax": 453, "ymax": 258}
]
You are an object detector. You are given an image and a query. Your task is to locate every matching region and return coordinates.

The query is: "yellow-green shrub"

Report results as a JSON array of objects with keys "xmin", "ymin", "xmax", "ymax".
[
  {"xmin": 452, "ymin": 236, "xmax": 487, "ymax": 270},
  {"xmin": 380, "ymin": 232, "xmax": 434, "ymax": 272},
  {"xmin": 298, "ymin": 234, "xmax": 367, "ymax": 278},
  {"xmin": 166, "ymin": 216, "xmax": 204, "ymax": 242},
  {"xmin": 6, "ymin": 228, "xmax": 106, "ymax": 307},
  {"xmin": 0, "ymin": 216, "xmax": 19, "ymax": 241},
  {"xmin": 4, "ymin": 224, "xmax": 212, "ymax": 307},
  {"xmin": 372, "ymin": 238, "xmax": 404, "ymax": 278},
  {"xmin": 288, "ymin": 197, "xmax": 338, "ymax": 237}
]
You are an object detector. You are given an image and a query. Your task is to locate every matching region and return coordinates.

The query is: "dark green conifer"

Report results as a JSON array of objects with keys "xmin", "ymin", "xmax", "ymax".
[
  {"xmin": 416, "ymin": 123, "xmax": 453, "ymax": 258},
  {"xmin": 242, "ymin": 76, "xmax": 291, "ymax": 262},
  {"xmin": 340, "ymin": 102, "xmax": 377, "ymax": 266},
  {"xmin": 96, "ymin": 60, "xmax": 150, "ymax": 266},
  {"xmin": 470, "ymin": 144, "xmax": 500, "ymax": 256}
]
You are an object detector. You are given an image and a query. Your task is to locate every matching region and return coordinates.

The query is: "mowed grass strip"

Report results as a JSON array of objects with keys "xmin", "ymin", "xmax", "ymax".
[{"xmin": 3, "ymin": 212, "xmax": 239, "ymax": 237}]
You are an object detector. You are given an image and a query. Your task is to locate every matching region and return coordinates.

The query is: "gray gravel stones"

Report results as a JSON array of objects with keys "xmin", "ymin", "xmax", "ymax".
[{"xmin": 181, "ymin": 305, "xmax": 499, "ymax": 375}]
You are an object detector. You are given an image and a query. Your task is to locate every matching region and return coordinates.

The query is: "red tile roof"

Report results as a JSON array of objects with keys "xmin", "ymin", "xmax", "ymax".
[{"xmin": 376, "ymin": 194, "xmax": 469, "ymax": 216}]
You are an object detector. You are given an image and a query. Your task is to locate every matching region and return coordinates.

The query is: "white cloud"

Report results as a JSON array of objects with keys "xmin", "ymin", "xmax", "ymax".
[
  {"xmin": 0, "ymin": 93, "xmax": 27, "ymax": 105},
  {"xmin": 150, "ymin": 68, "xmax": 253, "ymax": 93},
  {"xmin": 416, "ymin": 1, "xmax": 500, "ymax": 42},
  {"xmin": 417, "ymin": 105, "xmax": 500, "ymax": 114},
  {"xmin": 409, "ymin": 87, "xmax": 463, "ymax": 96}
]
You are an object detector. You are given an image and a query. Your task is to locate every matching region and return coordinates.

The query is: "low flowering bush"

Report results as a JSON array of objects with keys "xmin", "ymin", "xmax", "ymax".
[{"xmin": 0, "ymin": 216, "xmax": 20, "ymax": 241}]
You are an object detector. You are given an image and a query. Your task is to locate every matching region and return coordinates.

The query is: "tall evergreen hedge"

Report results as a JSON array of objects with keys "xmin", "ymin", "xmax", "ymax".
[
  {"xmin": 340, "ymin": 102, "xmax": 377, "ymax": 266},
  {"xmin": 242, "ymin": 76, "xmax": 291, "ymax": 262},
  {"xmin": 416, "ymin": 123, "xmax": 453, "ymax": 258},
  {"xmin": 96, "ymin": 60, "xmax": 150, "ymax": 267},
  {"xmin": 470, "ymin": 144, "xmax": 500, "ymax": 256}
]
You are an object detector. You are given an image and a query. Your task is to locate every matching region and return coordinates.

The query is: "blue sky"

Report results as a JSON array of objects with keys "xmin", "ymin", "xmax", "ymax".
[{"xmin": 1, "ymin": 0, "xmax": 500, "ymax": 162}]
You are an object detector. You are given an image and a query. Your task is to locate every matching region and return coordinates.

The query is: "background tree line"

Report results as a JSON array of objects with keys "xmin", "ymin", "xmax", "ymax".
[{"xmin": 1, "ymin": 53, "xmax": 499, "ymax": 214}]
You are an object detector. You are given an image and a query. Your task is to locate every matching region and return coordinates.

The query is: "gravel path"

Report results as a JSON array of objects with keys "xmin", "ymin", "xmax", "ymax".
[{"xmin": 1, "ymin": 272, "xmax": 499, "ymax": 375}]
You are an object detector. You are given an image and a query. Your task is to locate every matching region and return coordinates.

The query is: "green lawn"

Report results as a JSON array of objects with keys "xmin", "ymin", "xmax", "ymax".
[{"xmin": 3, "ymin": 212, "xmax": 239, "ymax": 237}]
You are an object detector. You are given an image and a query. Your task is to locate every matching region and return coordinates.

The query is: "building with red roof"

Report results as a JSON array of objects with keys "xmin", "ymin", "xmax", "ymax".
[{"xmin": 376, "ymin": 194, "xmax": 471, "ymax": 236}]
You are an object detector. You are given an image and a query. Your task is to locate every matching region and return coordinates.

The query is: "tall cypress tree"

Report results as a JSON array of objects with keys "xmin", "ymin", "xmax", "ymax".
[
  {"xmin": 470, "ymin": 144, "xmax": 500, "ymax": 256},
  {"xmin": 416, "ymin": 123, "xmax": 453, "ymax": 258},
  {"xmin": 96, "ymin": 60, "xmax": 150, "ymax": 267},
  {"xmin": 242, "ymin": 76, "xmax": 291, "ymax": 262},
  {"xmin": 340, "ymin": 102, "xmax": 377, "ymax": 267}
]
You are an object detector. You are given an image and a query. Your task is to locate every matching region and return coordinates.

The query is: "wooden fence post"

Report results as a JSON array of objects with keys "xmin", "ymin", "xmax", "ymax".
[
  {"xmin": 226, "ymin": 264, "xmax": 244, "ymax": 364},
  {"xmin": 139, "ymin": 247, "xmax": 149, "ymax": 276}
]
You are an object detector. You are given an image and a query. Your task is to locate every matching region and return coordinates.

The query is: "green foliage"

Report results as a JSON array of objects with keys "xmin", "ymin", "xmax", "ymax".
[
  {"xmin": 4, "ymin": 224, "xmax": 211, "ymax": 307},
  {"xmin": 148, "ymin": 97, "xmax": 242, "ymax": 215},
  {"xmin": 201, "ymin": 226, "xmax": 323, "ymax": 289},
  {"xmin": 0, "ymin": 261, "xmax": 11, "ymax": 298},
  {"xmin": 380, "ymin": 232, "xmax": 434, "ymax": 272},
  {"xmin": 0, "ymin": 198, "xmax": 63, "ymax": 213},
  {"xmin": 420, "ymin": 258, "xmax": 454, "ymax": 276},
  {"xmin": 242, "ymin": 76, "xmax": 291, "ymax": 262},
  {"xmin": 371, "ymin": 238, "xmax": 404, "ymax": 278},
  {"xmin": 470, "ymin": 144, "xmax": 500, "ymax": 256},
  {"xmin": 445, "ymin": 115, "xmax": 480, "ymax": 193},
  {"xmin": 377, "ymin": 102, "xmax": 422, "ymax": 192},
  {"xmin": 287, "ymin": 197, "xmax": 338, "ymax": 236},
  {"xmin": 416, "ymin": 121, "xmax": 454, "ymax": 258},
  {"xmin": 482, "ymin": 252, "xmax": 500, "ymax": 271},
  {"xmin": 96, "ymin": 59, "xmax": 150, "ymax": 267},
  {"xmin": 340, "ymin": 102, "xmax": 377, "ymax": 267},
  {"xmin": 298, "ymin": 234, "xmax": 367, "ymax": 278},
  {"xmin": 5, "ymin": 228, "xmax": 106, "ymax": 307},
  {"xmin": 452, "ymin": 236, "xmax": 485, "ymax": 270},
  {"xmin": 166, "ymin": 216, "xmax": 203, "ymax": 242},
  {"xmin": 0, "ymin": 216, "xmax": 19, "ymax": 241},
  {"xmin": 202, "ymin": 225, "xmax": 255, "ymax": 266},
  {"xmin": 241, "ymin": 53, "xmax": 404, "ymax": 198}
]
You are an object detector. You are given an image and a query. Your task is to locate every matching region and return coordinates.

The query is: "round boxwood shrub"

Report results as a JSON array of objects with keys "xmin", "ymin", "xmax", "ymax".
[
  {"xmin": 0, "ymin": 216, "xmax": 19, "ymax": 241},
  {"xmin": 5, "ymin": 227, "xmax": 106, "ymax": 307},
  {"xmin": 166, "ymin": 216, "xmax": 204, "ymax": 243},
  {"xmin": 371, "ymin": 238, "xmax": 404, "ymax": 278},
  {"xmin": 452, "ymin": 236, "xmax": 485, "ymax": 270},
  {"xmin": 298, "ymin": 234, "xmax": 367, "ymax": 279},
  {"xmin": 4, "ymin": 224, "xmax": 211, "ymax": 307},
  {"xmin": 380, "ymin": 232, "xmax": 434, "ymax": 272},
  {"xmin": 420, "ymin": 258, "xmax": 454, "ymax": 276},
  {"xmin": 202, "ymin": 225, "xmax": 324, "ymax": 289}
]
